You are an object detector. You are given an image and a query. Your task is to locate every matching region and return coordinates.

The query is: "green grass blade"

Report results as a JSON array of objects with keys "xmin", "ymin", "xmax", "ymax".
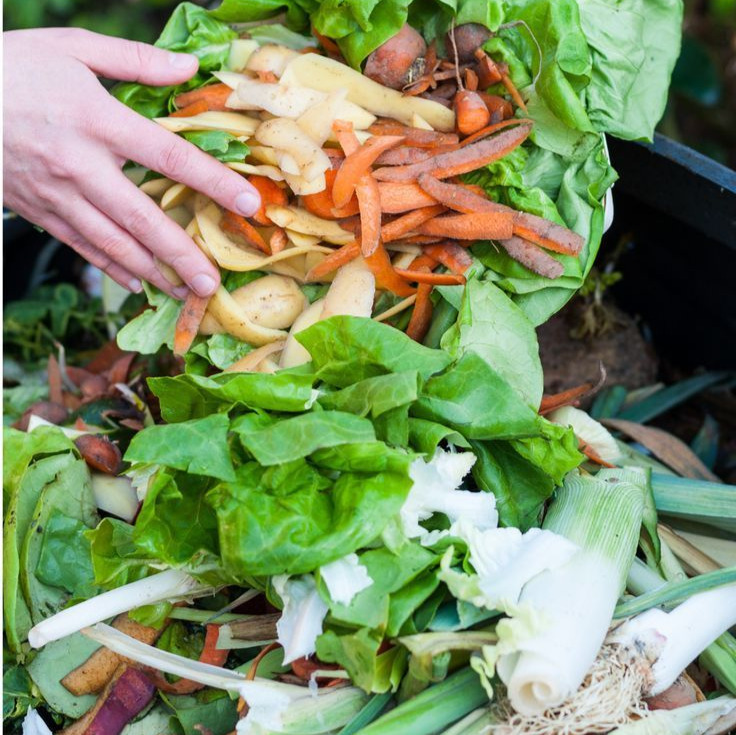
[
  {"xmin": 355, "ymin": 668, "xmax": 486, "ymax": 735},
  {"xmin": 617, "ymin": 372, "xmax": 730, "ymax": 424},
  {"xmin": 337, "ymin": 693, "xmax": 393, "ymax": 735},
  {"xmin": 699, "ymin": 632, "xmax": 736, "ymax": 695},
  {"xmin": 690, "ymin": 414, "xmax": 720, "ymax": 470},
  {"xmin": 614, "ymin": 567, "xmax": 736, "ymax": 618}
]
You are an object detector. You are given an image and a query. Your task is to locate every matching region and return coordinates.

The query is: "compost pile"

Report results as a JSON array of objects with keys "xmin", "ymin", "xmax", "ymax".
[{"xmin": 4, "ymin": 1, "xmax": 736, "ymax": 734}]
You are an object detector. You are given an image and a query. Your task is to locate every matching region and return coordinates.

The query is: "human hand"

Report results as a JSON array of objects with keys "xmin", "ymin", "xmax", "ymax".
[{"xmin": 3, "ymin": 28, "xmax": 261, "ymax": 298}]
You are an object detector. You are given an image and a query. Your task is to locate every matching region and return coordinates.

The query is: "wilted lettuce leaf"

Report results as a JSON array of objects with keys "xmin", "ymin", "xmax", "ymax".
[
  {"xmin": 88, "ymin": 517, "xmax": 154, "ymax": 588},
  {"xmin": 125, "ymin": 413, "xmax": 236, "ymax": 481},
  {"xmin": 297, "ymin": 316, "xmax": 451, "ymax": 387}
]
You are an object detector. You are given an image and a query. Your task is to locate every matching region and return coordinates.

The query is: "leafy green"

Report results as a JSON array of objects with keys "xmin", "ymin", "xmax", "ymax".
[
  {"xmin": 163, "ymin": 690, "xmax": 239, "ymax": 735},
  {"xmin": 117, "ymin": 284, "xmax": 179, "ymax": 354},
  {"xmin": 207, "ymin": 448, "xmax": 412, "ymax": 577},
  {"xmin": 3, "ymin": 382, "xmax": 47, "ymax": 427},
  {"xmin": 148, "ymin": 371, "xmax": 315, "ymax": 422},
  {"xmin": 180, "ymin": 131, "xmax": 249, "ymax": 162},
  {"xmin": 240, "ymin": 411, "xmax": 377, "ymax": 465},
  {"xmin": 2, "ymin": 665, "xmax": 40, "ymax": 722},
  {"xmin": 297, "ymin": 316, "xmax": 451, "ymax": 387},
  {"xmin": 125, "ymin": 413, "xmax": 236, "ymax": 481},
  {"xmin": 133, "ymin": 469, "xmax": 224, "ymax": 584},
  {"xmin": 412, "ymin": 352, "xmax": 541, "ymax": 440},
  {"xmin": 407, "ymin": 418, "xmax": 470, "ymax": 456},
  {"xmin": 188, "ymin": 333, "xmax": 253, "ymax": 371},
  {"xmin": 441, "ymin": 278, "xmax": 543, "ymax": 407},
  {"xmin": 114, "ymin": 3, "xmax": 236, "ymax": 119},
  {"xmin": 88, "ymin": 517, "xmax": 155, "ymax": 588},
  {"xmin": 319, "ymin": 371, "xmax": 422, "ymax": 419}
]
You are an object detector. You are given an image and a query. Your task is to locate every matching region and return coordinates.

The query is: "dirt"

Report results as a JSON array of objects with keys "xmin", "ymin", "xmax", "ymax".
[{"xmin": 538, "ymin": 302, "xmax": 659, "ymax": 396}]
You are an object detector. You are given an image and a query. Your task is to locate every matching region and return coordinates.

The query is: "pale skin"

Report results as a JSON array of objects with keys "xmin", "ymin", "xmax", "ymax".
[{"xmin": 3, "ymin": 28, "xmax": 262, "ymax": 298}]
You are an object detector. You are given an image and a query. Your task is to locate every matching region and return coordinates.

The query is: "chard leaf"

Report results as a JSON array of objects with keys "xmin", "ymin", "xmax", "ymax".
[
  {"xmin": 240, "ymin": 411, "xmax": 376, "ymax": 466},
  {"xmin": 148, "ymin": 371, "xmax": 315, "ymax": 422},
  {"xmin": 125, "ymin": 413, "xmax": 236, "ymax": 482},
  {"xmin": 297, "ymin": 316, "xmax": 451, "ymax": 388}
]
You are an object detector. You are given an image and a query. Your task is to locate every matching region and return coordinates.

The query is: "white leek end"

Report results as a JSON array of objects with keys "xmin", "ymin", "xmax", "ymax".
[
  {"xmin": 28, "ymin": 569, "xmax": 210, "ymax": 648},
  {"xmin": 607, "ymin": 695, "xmax": 736, "ymax": 735},
  {"xmin": 613, "ymin": 582, "xmax": 736, "ymax": 697},
  {"xmin": 500, "ymin": 471, "xmax": 644, "ymax": 716}
]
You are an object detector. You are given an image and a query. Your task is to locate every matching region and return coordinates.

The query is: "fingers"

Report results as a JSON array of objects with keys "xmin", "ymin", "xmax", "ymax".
[
  {"xmin": 110, "ymin": 103, "xmax": 261, "ymax": 217},
  {"xmin": 59, "ymin": 196, "xmax": 190, "ymax": 299},
  {"xmin": 39, "ymin": 212, "xmax": 143, "ymax": 292},
  {"xmin": 68, "ymin": 28, "xmax": 199, "ymax": 86},
  {"xmin": 85, "ymin": 167, "xmax": 221, "ymax": 296}
]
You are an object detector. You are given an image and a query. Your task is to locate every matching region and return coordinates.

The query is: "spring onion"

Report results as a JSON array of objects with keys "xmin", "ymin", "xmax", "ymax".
[{"xmin": 28, "ymin": 569, "xmax": 212, "ymax": 648}]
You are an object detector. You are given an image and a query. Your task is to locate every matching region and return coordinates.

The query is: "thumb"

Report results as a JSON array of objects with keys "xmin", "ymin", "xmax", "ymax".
[{"xmin": 71, "ymin": 29, "xmax": 199, "ymax": 85}]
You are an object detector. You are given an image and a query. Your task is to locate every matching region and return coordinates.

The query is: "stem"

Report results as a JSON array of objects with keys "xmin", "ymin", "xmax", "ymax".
[{"xmin": 28, "ymin": 569, "xmax": 211, "ymax": 648}]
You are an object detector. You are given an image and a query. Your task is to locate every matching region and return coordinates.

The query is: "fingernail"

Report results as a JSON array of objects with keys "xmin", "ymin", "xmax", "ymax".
[
  {"xmin": 191, "ymin": 274, "xmax": 216, "ymax": 296},
  {"xmin": 235, "ymin": 191, "xmax": 260, "ymax": 216},
  {"xmin": 129, "ymin": 278, "xmax": 143, "ymax": 293},
  {"xmin": 169, "ymin": 52, "xmax": 197, "ymax": 70},
  {"xmin": 173, "ymin": 285, "xmax": 190, "ymax": 299}
]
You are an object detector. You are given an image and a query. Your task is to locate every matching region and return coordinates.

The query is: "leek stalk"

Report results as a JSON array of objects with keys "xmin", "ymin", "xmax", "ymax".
[
  {"xmin": 498, "ymin": 471, "xmax": 644, "ymax": 716},
  {"xmin": 355, "ymin": 668, "xmax": 486, "ymax": 735}
]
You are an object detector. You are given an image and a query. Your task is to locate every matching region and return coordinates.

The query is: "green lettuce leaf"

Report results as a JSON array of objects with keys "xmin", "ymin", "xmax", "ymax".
[
  {"xmin": 207, "ymin": 448, "xmax": 412, "ymax": 577},
  {"xmin": 441, "ymin": 278, "xmax": 543, "ymax": 407},
  {"xmin": 239, "ymin": 411, "xmax": 377, "ymax": 465},
  {"xmin": 318, "ymin": 371, "xmax": 422, "ymax": 418},
  {"xmin": 117, "ymin": 285, "xmax": 178, "ymax": 354},
  {"xmin": 125, "ymin": 413, "xmax": 236, "ymax": 481},
  {"xmin": 148, "ymin": 370, "xmax": 315, "ymax": 422},
  {"xmin": 114, "ymin": 3, "xmax": 236, "ymax": 118},
  {"xmin": 88, "ymin": 517, "xmax": 155, "ymax": 588},
  {"xmin": 297, "ymin": 316, "xmax": 451, "ymax": 387},
  {"xmin": 180, "ymin": 130, "xmax": 250, "ymax": 162},
  {"xmin": 412, "ymin": 352, "xmax": 541, "ymax": 441}
]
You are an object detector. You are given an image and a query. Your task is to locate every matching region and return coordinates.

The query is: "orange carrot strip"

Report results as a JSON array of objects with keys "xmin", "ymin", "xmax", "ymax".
[
  {"xmin": 324, "ymin": 148, "xmax": 345, "ymax": 168},
  {"xmin": 269, "ymin": 227, "xmax": 288, "ymax": 254},
  {"xmin": 501, "ymin": 72, "xmax": 528, "ymax": 112},
  {"xmin": 394, "ymin": 234, "xmax": 443, "ymax": 245},
  {"xmin": 373, "ymin": 124, "xmax": 532, "ymax": 182},
  {"xmin": 375, "ymin": 144, "xmax": 458, "ymax": 166},
  {"xmin": 378, "ymin": 182, "xmax": 438, "ymax": 213},
  {"xmin": 247, "ymin": 643, "xmax": 281, "ymax": 682},
  {"xmin": 333, "ymin": 122, "xmax": 383, "ymax": 257},
  {"xmin": 417, "ymin": 175, "xmax": 583, "ymax": 256},
  {"xmin": 356, "ymin": 175, "xmax": 383, "ymax": 257},
  {"xmin": 395, "ymin": 268, "xmax": 466, "ymax": 285},
  {"xmin": 478, "ymin": 92, "xmax": 514, "ymax": 122},
  {"xmin": 247, "ymin": 176, "xmax": 288, "ymax": 226},
  {"xmin": 417, "ymin": 212, "xmax": 515, "ymax": 240},
  {"xmin": 423, "ymin": 241, "xmax": 473, "ymax": 274},
  {"xmin": 539, "ymin": 384, "xmax": 595, "ymax": 414},
  {"xmin": 498, "ymin": 237, "xmax": 565, "ymax": 279},
  {"xmin": 170, "ymin": 99, "xmax": 209, "ymax": 118},
  {"xmin": 381, "ymin": 205, "xmax": 446, "ymax": 242},
  {"xmin": 580, "ymin": 440, "xmax": 616, "ymax": 468},
  {"xmin": 312, "ymin": 26, "xmax": 343, "ymax": 58},
  {"xmin": 304, "ymin": 163, "xmax": 359, "ymax": 220},
  {"xmin": 406, "ymin": 282, "xmax": 434, "ymax": 342},
  {"xmin": 221, "ymin": 211, "xmax": 270, "ymax": 254},
  {"xmin": 332, "ymin": 135, "xmax": 404, "ymax": 208},
  {"xmin": 306, "ymin": 241, "xmax": 361, "ymax": 281},
  {"xmin": 458, "ymin": 118, "xmax": 534, "ymax": 148},
  {"xmin": 368, "ymin": 121, "xmax": 459, "ymax": 148},
  {"xmin": 174, "ymin": 83, "xmax": 232, "ymax": 111},
  {"xmin": 174, "ymin": 292, "xmax": 210, "ymax": 356},
  {"xmin": 408, "ymin": 253, "xmax": 439, "ymax": 270},
  {"xmin": 364, "ymin": 243, "xmax": 416, "ymax": 297}
]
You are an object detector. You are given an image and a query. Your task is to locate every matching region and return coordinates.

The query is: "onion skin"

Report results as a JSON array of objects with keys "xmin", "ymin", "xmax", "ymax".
[{"xmin": 364, "ymin": 24, "xmax": 427, "ymax": 90}]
